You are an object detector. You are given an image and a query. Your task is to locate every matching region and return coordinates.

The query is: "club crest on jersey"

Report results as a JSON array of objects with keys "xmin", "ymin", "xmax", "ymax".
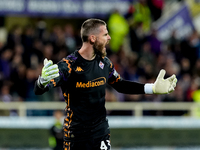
[{"xmin": 99, "ymin": 61, "xmax": 104, "ymax": 69}]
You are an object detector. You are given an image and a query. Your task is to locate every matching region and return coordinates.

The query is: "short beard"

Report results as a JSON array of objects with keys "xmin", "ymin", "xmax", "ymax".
[{"xmin": 93, "ymin": 40, "xmax": 107, "ymax": 58}]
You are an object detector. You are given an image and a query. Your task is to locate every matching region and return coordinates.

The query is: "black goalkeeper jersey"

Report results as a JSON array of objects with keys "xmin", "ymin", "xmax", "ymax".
[{"xmin": 34, "ymin": 50, "xmax": 145, "ymax": 141}]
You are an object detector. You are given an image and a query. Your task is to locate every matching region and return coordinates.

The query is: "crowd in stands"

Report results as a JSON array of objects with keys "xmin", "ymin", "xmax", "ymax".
[{"xmin": 0, "ymin": 0, "xmax": 199, "ymax": 116}]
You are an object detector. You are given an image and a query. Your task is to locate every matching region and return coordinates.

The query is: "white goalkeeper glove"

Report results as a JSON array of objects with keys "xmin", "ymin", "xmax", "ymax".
[
  {"xmin": 145, "ymin": 69, "xmax": 177, "ymax": 94},
  {"xmin": 37, "ymin": 58, "xmax": 59, "ymax": 88}
]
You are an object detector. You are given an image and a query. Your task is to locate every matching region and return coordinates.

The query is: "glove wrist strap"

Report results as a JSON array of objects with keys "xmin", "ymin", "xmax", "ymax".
[
  {"xmin": 37, "ymin": 75, "xmax": 47, "ymax": 89},
  {"xmin": 144, "ymin": 83, "xmax": 154, "ymax": 94}
]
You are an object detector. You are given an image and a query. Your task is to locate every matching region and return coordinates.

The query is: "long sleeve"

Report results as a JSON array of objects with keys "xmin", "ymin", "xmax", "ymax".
[
  {"xmin": 109, "ymin": 79, "xmax": 145, "ymax": 94},
  {"xmin": 34, "ymin": 80, "xmax": 49, "ymax": 95},
  {"xmin": 107, "ymin": 58, "xmax": 145, "ymax": 94}
]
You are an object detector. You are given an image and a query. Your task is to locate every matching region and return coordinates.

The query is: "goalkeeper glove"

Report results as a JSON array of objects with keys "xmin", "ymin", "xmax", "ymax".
[
  {"xmin": 145, "ymin": 69, "xmax": 177, "ymax": 94},
  {"xmin": 37, "ymin": 58, "xmax": 59, "ymax": 88}
]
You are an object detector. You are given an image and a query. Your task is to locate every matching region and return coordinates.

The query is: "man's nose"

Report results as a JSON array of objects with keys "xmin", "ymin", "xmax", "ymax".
[{"xmin": 108, "ymin": 35, "xmax": 111, "ymax": 40}]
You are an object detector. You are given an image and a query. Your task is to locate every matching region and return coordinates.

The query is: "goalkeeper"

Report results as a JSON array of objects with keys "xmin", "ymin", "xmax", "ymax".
[{"xmin": 34, "ymin": 18, "xmax": 177, "ymax": 150}]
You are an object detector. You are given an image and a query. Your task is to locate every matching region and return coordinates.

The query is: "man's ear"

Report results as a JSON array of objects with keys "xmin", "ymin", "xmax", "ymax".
[{"xmin": 89, "ymin": 35, "xmax": 96, "ymax": 43}]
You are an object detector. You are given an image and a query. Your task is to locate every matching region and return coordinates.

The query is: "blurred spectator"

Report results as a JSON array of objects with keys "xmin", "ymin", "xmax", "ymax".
[
  {"xmin": 64, "ymin": 23, "xmax": 77, "ymax": 53},
  {"xmin": 49, "ymin": 110, "xmax": 64, "ymax": 150},
  {"xmin": 43, "ymin": 43, "xmax": 54, "ymax": 61},
  {"xmin": 0, "ymin": 49, "xmax": 13, "ymax": 80},
  {"xmin": 0, "ymin": 27, "xmax": 7, "ymax": 49},
  {"xmin": 129, "ymin": 21, "xmax": 146, "ymax": 52},
  {"xmin": 178, "ymin": 73, "xmax": 192, "ymax": 99},
  {"xmin": 107, "ymin": 9, "xmax": 129, "ymax": 53},
  {"xmin": 164, "ymin": 54, "xmax": 180, "ymax": 77},
  {"xmin": 22, "ymin": 24, "xmax": 35, "ymax": 51},
  {"xmin": 193, "ymin": 58, "xmax": 200, "ymax": 76},
  {"xmin": 10, "ymin": 63, "xmax": 27, "ymax": 101},
  {"xmin": 137, "ymin": 42, "xmax": 156, "ymax": 78},
  {"xmin": 147, "ymin": 0, "xmax": 164, "ymax": 21},
  {"xmin": 31, "ymin": 38, "xmax": 44, "ymax": 64},
  {"xmin": 131, "ymin": 0, "xmax": 152, "ymax": 34},
  {"xmin": 180, "ymin": 30, "xmax": 200, "ymax": 69},
  {"xmin": 165, "ymin": 30, "xmax": 180, "ymax": 53},
  {"xmin": 191, "ymin": 77, "xmax": 200, "ymax": 117},
  {"xmin": 50, "ymin": 24, "xmax": 66, "ymax": 56},
  {"xmin": 186, "ymin": 77, "xmax": 199, "ymax": 102},
  {"xmin": 145, "ymin": 27, "xmax": 162, "ymax": 56},
  {"xmin": 0, "ymin": 82, "xmax": 16, "ymax": 116},
  {"xmin": 126, "ymin": 0, "xmax": 152, "ymax": 52},
  {"xmin": 180, "ymin": 58, "xmax": 192, "ymax": 75},
  {"xmin": 35, "ymin": 19, "xmax": 47, "ymax": 40},
  {"xmin": 7, "ymin": 24, "xmax": 22, "ymax": 49},
  {"xmin": 25, "ymin": 68, "xmax": 38, "ymax": 102},
  {"xmin": 0, "ymin": 83, "xmax": 12, "ymax": 103}
]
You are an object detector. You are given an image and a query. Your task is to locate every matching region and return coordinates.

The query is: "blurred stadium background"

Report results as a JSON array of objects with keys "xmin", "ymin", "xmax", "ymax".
[{"xmin": 1, "ymin": 0, "xmax": 200, "ymax": 149}]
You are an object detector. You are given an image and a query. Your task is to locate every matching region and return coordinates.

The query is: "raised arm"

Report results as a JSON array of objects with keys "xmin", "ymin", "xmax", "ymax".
[{"xmin": 34, "ymin": 58, "xmax": 59, "ymax": 95}]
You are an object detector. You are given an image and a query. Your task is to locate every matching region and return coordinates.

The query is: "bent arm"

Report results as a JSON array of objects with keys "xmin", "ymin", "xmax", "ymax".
[
  {"xmin": 34, "ymin": 80, "xmax": 49, "ymax": 95},
  {"xmin": 34, "ymin": 57, "xmax": 72, "ymax": 95}
]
